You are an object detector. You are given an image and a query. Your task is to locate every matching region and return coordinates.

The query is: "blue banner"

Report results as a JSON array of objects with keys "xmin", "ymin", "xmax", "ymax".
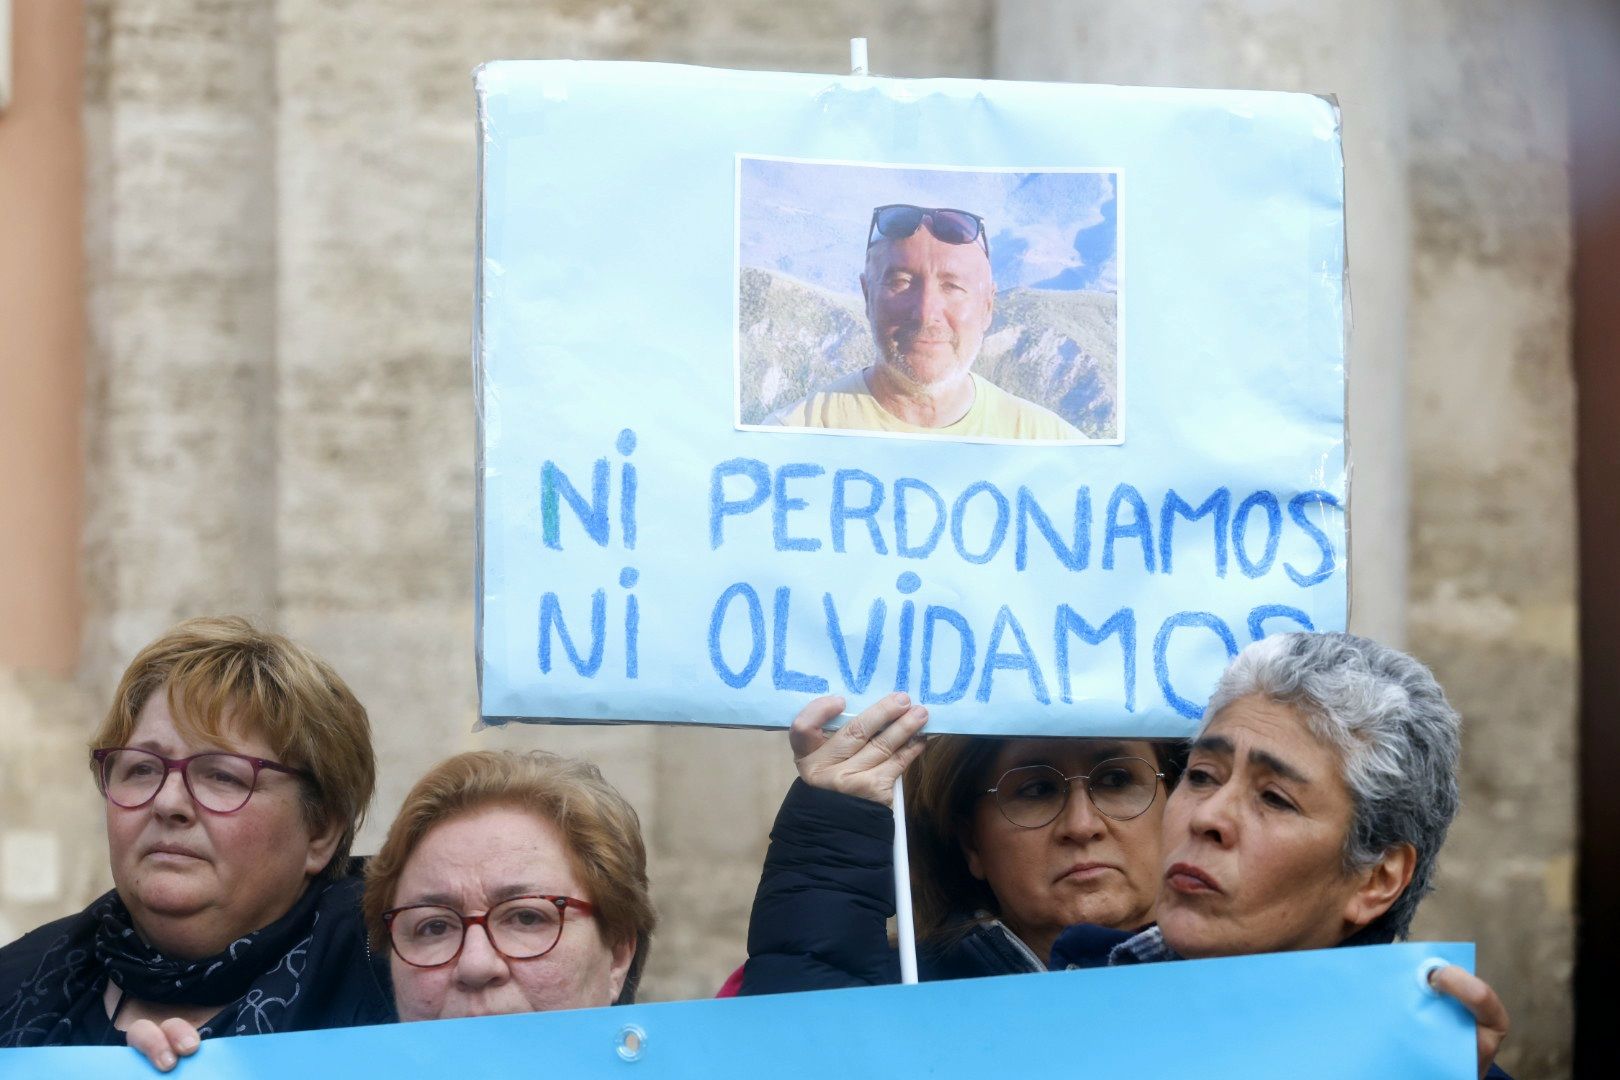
[
  {"xmin": 0, "ymin": 943, "xmax": 1474, "ymax": 1078},
  {"xmin": 473, "ymin": 62, "xmax": 1347, "ymax": 737}
]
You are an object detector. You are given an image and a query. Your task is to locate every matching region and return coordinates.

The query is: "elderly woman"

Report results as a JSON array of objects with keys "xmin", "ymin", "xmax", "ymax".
[
  {"xmin": 0, "ymin": 617, "xmax": 384, "ymax": 1064},
  {"xmin": 742, "ymin": 692, "xmax": 1180, "ymax": 990},
  {"xmin": 363, "ymin": 750, "xmax": 657, "ymax": 1019},
  {"xmin": 1051, "ymin": 632, "xmax": 1511, "ymax": 1079}
]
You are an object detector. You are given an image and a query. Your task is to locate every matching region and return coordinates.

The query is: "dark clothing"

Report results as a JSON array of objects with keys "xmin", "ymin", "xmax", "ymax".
[
  {"xmin": 740, "ymin": 779, "xmax": 1044, "ymax": 995},
  {"xmin": 1048, "ymin": 922, "xmax": 1136, "ymax": 969},
  {"xmin": 0, "ymin": 866, "xmax": 392, "ymax": 1047}
]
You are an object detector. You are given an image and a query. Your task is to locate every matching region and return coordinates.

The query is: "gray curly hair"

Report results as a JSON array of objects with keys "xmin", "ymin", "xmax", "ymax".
[{"xmin": 1202, "ymin": 631, "xmax": 1461, "ymax": 942}]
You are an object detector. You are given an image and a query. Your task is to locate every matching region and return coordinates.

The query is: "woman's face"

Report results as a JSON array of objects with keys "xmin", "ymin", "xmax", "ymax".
[
  {"xmin": 106, "ymin": 689, "xmax": 338, "ymax": 959},
  {"xmin": 388, "ymin": 805, "xmax": 633, "ymax": 1022},
  {"xmin": 961, "ymin": 738, "xmax": 1166, "ymax": 961},
  {"xmin": 1157, "ymin": 694, "xmax": 1384, "ymax": 958}
]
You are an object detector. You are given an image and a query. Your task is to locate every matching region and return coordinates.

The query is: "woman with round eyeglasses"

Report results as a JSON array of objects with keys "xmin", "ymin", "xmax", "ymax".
[
  {"xmin": 362, "ymin": 750, "xmax": 656, "ymax": 1021},
  {"xmin": 0, "ymin": 617, "xmax": 385, "ymax": 1068},
  {"xmin": 740, "ymin": 693, "xmax": 1181, "ymax": 992}
]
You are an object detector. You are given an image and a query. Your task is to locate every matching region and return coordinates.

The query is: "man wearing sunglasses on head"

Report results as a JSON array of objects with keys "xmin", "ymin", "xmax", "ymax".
[{"xmin": 765, "ymin": 204, "xmax": 1081, "ymax": 440}]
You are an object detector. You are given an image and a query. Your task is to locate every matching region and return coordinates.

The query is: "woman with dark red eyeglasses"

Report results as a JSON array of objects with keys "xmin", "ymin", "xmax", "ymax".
[
  {"xmin": 0, "ymin": 616, "xmax": 387, "ymax": 1066},
  {"xmin": 362, "ymin": 750, "xmax": 656, "ymax": 1022}
]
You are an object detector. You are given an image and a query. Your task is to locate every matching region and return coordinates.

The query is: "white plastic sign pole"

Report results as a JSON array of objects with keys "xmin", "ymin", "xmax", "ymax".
[{"xmin": 892, "ymin": 774, "xmax": 920, "ymax": 984}]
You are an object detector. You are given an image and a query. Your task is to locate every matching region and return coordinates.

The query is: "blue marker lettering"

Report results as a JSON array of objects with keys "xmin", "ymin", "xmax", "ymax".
[
  {"xmin": 831, "ymin": 468, "xmax": 888, "ymax": 555},
  {"xmin": 1232, "ymin": 491, "xmax": 1282, "ymax": 578},
  {"xmin": 538, "ymin": 590, "xmax": 606, "ymax": 677},
  {"xmin": 1159, "ymin": 488, "xmax": 1231, "ymax": 577},
  {"xmin": 1054, "ymin": 606, "xmax": 1137, "ymax": 712},
  {"xmin": 1247, "ymin": 603, "xmax": 1315, "ymax": 641},
  {"xmin": 1285, "ymin": 491, "xmax": 1341, "ymax": 587},
  {"xmin": 708, "ymin": 583, "xmax": 765, "ymax": 688},
  {"xmin": 976, "ymin": 605, "xmax": 1050, "ymax": 704},
  {"xmin": 541, "ymin": 459, "xmax": 609, "ymax": 550},
  {"xmin": 894, "ymin": 478, "xmax": 946, "ymax": 559},
  {"xmin": 617, "ymin": 429, "xmax": 637, "ymax": 551},
  {"xmin": 894, "ymin": 572, "xmax": 921, "ymax": 692},
  {"xmin": 709, "ymin": 458, "xmax": 770, "ymax": 550},
  {"xmin": 919, "ymin": 605, "xmax": 975, "ymax": 705},
  {"xmin": 1103, "ymin": 484, "xmax": 1155, "ymax": 572},
  {"xmin": 773, "ymin": 464, "xmax": 825, "ymax": 553},
  {"xmin": 1153, "ymin": 611, "xmax": 1239, "ymax": 719},
  {"xmin": 1015, "ymin": 486, "xmax": 1090, "ymax": 572},
  {"xmin": 951, "ymin": 481, "xmax": 1010, "ymax": 565},
  {"xmin": 620, "ymin": 567, "xmax": 639, "ymax": 679},
  {"xmin": 824, "ymin": 593, "xmax": 887, "ymax": 694},
  {"xmin": 772, "ymin": 586, "xmax": 829, "ymax": 692}
]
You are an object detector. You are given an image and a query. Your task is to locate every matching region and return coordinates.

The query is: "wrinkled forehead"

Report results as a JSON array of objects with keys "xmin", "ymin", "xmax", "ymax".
[
  {"xmin": 400, "ymin": 803, "xmax": 584, "ymax": 898},
  {"xmin": 1194, "ymin": 693, "xmax": 1345, "ymax": 778},
  {"xmin": 131, "ymin": 678, "xmax": 275, "ymax": 757},
  {"xmin": 864, "ymin": 229, "xmax": 993, "ymax": 285}
]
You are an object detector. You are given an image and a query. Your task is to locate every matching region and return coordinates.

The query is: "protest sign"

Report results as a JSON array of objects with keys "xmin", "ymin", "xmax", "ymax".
[
  {"xmin": 475, "ymin": 61, "xmax": 1347, "ymax": 735},
  {"xmin": 0, "ymin": 942, "xmax": 1475, "ymax": 1079}
]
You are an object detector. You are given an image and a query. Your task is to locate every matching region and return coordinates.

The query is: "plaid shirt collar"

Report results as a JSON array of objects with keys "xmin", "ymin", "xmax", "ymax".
[{"xmin": 1107, "ymin": 925, "xmax": 1181, "ymax": 966}]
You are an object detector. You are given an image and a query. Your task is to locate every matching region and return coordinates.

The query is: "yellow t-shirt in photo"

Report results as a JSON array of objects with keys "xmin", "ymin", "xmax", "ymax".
[{"xmin": 763, "ymin": 369, "xmax": 1082, "ymax": 441}]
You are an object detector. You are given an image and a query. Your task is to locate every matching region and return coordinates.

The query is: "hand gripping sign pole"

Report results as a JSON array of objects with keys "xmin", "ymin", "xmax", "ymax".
[
  {"xmin": 847, "ymin": 33, "xmax": 920, "ymax": 989},
  {"xmin": 831, "ymin": 703, "xmax": 919, "ymax": 984}
]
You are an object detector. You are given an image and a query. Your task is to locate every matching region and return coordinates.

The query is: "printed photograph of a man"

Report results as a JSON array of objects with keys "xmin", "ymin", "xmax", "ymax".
[{"xmin": 736, "ymin": 159, "xmax": 1121, "ymax": 443}]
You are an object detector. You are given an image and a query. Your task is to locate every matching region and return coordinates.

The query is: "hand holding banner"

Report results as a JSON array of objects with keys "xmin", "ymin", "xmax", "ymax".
[{"xmin": 0, "ymin": 943, "xmax": 1477, "ymax": 1079}]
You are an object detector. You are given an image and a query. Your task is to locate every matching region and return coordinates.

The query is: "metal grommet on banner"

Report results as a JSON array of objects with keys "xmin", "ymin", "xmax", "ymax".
[
  {"xmin": 616, "ymin": 1023, "xmax": 647, "ymax": 1062},
  {"xmin": 1416, "ymin": 957, "xmax": 1450, "ymax": 996}
]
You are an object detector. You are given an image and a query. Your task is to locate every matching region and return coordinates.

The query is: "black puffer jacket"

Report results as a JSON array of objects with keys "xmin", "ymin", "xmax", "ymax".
[{"xmin": 740, "ymin": 779, "xmax": 1046, "ymax": 995}]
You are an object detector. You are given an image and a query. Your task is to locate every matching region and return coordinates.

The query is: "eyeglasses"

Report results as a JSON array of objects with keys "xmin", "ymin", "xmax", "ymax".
[
  {"xmin": 382, "ymin": 895, "xmax": 597, "ymax": 968},
  {"xmin": 868, "ymin": 204, "xmax": 990, "ymax": 258},
  {"xmin": 91, "ymin": 747, "xmax": 309, "ymax": 814},
  {"xmin": 985, "ymin": 757, "xmax": 1165, "ymax": 828}
]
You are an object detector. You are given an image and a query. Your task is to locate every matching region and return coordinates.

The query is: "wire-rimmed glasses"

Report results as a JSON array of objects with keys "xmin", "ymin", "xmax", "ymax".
[
  {"xmin": 91, "ymin": 747, "xmax": 309, "ymax": 814},
  {"xmin": 986, "ymin": 757, "xmax": 1165, "ymax": 828},
  {"xmin": 382, "ymin": 895, "xmax": 597, "ymax": 968}
]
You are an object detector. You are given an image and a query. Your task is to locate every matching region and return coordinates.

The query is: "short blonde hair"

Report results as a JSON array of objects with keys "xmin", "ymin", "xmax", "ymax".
[
  {"xmin": 364, "ymin": 750, "xmax": 657, "ymax": 1003},
  {"xmin": 91, "ymin": 615, "xmax": 376, "ymax": 879}
]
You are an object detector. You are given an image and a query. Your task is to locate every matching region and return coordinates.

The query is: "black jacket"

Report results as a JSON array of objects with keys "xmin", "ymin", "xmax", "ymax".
[{"xmin": 740, "ymin": 779, "xmax": 1045, "ymax": 995}]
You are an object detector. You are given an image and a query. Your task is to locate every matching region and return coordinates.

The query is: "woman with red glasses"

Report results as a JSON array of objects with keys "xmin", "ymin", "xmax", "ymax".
[
  {"xmin": 0, "ymin": 616, "xmax": 385, "ymax": 1065},
  {"xmin": 362, "ymin": 750, "xmax": 656, "ymax": 1022}
]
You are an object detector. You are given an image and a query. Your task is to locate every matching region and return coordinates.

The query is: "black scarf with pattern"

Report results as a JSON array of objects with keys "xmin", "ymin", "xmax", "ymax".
[{"xmin": 0, "ymin": 872, "xmax": 391, "ymax": 1047}]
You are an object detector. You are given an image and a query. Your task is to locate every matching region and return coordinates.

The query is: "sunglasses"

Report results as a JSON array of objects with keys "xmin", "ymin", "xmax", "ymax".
[{"xmin": 867, "ymin": 204, "xmax": 990, "ymax": 258}]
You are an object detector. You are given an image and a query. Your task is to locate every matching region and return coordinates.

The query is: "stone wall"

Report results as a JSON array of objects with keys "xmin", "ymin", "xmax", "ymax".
[
  {"xmin": 0, "ymin": 0, "xmax": 1575, "ymax": 1068},
  {"xmin": 1403, "ymin": 3, "xmax": 1577, "ymax": 1076}
]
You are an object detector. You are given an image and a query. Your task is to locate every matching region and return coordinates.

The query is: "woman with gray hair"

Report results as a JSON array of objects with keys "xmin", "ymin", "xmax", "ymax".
[{"xmin": 1053, "ymin": 631, "xmax": 1510, "ymax": 1079}]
